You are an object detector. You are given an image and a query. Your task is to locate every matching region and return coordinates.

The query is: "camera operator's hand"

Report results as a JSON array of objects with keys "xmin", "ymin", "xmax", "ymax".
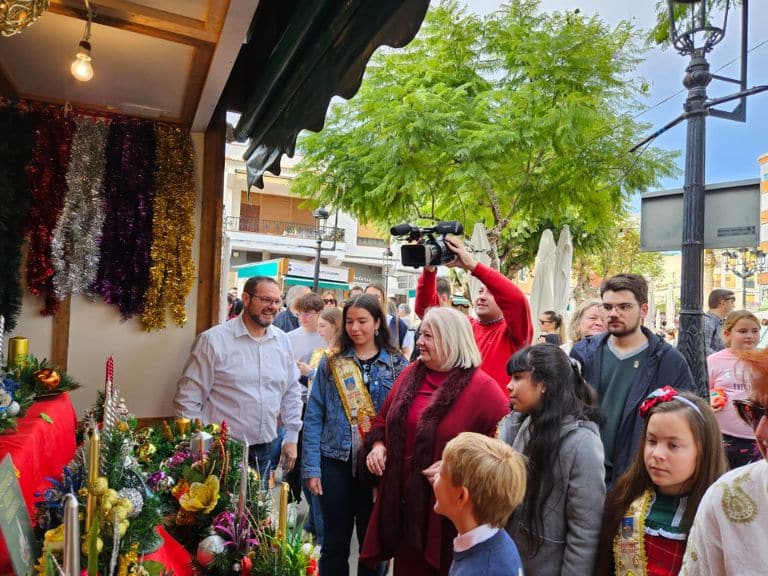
[{"xmin": 444, "ymin": 236, "xmax": 477, "ymax": 271}]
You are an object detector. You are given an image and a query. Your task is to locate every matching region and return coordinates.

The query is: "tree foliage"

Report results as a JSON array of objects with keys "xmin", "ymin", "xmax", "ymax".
[
  {"xmin": 572, "ymin": 222, "xmax": 664, "ymax": 301},
  {"xmin": 649, "ymin": 0, "xmax": 738, "ymax": 47},
  {"xmin": 292, "ymin": 0, "xmax": 678, "ymax": 272}
]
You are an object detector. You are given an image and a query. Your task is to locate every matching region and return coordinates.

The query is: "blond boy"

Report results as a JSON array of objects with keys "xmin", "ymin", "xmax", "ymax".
[{"xmin": 433, "ymin": 432, "xmax": 527, "ymax": 576}]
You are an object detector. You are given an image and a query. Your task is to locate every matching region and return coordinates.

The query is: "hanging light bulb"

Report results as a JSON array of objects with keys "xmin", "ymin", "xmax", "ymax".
[
  {"xmin": 70, "ymin": 0, "xmax": 94, "ymax": 82},
  {"xmin": 70, "ymin": 40, "xmax": 93, "ymax": 81}
]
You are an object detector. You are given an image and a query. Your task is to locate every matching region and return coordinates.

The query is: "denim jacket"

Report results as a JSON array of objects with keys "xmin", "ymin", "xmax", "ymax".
[{"xmin": 302, "ymin": 347, "xmax": 408, "ymax": 479}]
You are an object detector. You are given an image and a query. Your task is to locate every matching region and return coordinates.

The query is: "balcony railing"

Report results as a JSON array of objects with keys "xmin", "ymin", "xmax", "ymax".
[
  {"xmin": 357, "ymin": 236, "xmax": 387, "ymax": 247},
  {"xmin": 225, "ymin": 216, "xmax": 345, "ymax": 242}
]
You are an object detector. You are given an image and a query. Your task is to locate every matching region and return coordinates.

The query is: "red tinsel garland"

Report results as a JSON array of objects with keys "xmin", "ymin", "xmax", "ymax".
[{"xmin": 25, "ymin": 112, "xmax": 74, "ymax": 316}]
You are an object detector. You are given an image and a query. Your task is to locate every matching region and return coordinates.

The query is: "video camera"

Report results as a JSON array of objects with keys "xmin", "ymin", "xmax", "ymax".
[{"xmin": 390, "ymin": 221, "xmax": 464, "ymax": 268}]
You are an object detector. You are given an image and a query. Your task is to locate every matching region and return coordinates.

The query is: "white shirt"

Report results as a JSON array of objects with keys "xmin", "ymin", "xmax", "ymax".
[
  {"xmin": 680, "ymin": 459, "xmax": 768, "ymax": 576},
  {"xmin": 287, "ymin": 327, "xmax": 326, "ymax": 363},
  {"xmin": 453, "ymin": 523, "xmax": 499, "ymax": 553},
  {"xmin": 174, "ymin": 316, "xmax": 303, "ymax": 444}
]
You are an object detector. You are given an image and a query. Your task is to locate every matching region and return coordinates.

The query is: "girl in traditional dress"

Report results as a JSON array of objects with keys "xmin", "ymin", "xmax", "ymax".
[
  {"xmin": 596, "ymin": 387, "xmax": 727, "ymax": 576},
  {"xmin": 302, "ymin": 294, "xmax": 408, "ymax": 576},
  {"xmin": 707, "ymin": 309, "xmax": 761, "ymax": 468}
]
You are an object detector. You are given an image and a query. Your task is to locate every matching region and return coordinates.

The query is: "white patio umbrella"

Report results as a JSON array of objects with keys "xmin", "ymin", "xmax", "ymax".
[
  {"xmin": 553, "ymin": 225, "xmax": 573, "ymax": 314},
  {"xmin": 646, "ymin": 280, "xmax": 657, "ymax": 330},
  {"xmin": 468, "ymin": 223, "xmax": 492, "ymax": 302},
  {"xmin": 666, "ymin": 283, "xmax": 676, "ymax": 330},
  {"xmin": 529, "ymin": 229, "xmax": 557, "ymax": 333}
]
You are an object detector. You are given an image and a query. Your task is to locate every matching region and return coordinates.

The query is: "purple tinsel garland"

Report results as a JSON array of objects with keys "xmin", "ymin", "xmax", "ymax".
[{"xmin": 92, "ymin": 120, "xmax": 156, "ymax": 319}]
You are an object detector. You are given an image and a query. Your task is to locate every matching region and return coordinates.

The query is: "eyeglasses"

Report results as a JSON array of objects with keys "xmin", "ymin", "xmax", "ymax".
[
  {"xmin": 599, "ymin": 303, "xmax": 635, "ymax": 313},
  {"xmin": 245, "ymin": 292, "xmax": 282, "ymax": 307},
  {"xmin": 733, "ymin": 398, "xmax": 768, "ymax": 431},
  {"xmin": 323, "ymin": 298, "xmax": 337, "ymax": 305},
  {"xmin": 538, "ymin": 319, "xmax": 553, "ymax": 325},
  {"xmin": 299, "ymin": 310, "xmax": 319, "ymax": 317}
]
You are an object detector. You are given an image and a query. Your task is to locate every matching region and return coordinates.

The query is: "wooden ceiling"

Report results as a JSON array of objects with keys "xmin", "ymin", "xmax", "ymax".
[{"xmin": 0, "ymin": 0, "xmax": 256, "ymax": 128}]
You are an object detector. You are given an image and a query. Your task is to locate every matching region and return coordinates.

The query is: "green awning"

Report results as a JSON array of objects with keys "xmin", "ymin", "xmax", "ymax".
[
  {"xmin": 284, "ymin": 276, "xmax": 349, "ymax": 291},
  {"xmin": 234, "ymin": 260, "xmax": 280, "ymax": 279}
]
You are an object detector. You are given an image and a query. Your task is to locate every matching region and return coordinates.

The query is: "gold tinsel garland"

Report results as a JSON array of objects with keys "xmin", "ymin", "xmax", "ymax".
[{"xmin": 140, "ymin": 126, "xmax": 196, "ymax": 331}]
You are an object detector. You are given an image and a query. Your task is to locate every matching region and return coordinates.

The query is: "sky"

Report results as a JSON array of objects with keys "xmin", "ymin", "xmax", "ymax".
[{"xmin": 462, "ymin": 0, "xmax": 768, "ymax": 193}]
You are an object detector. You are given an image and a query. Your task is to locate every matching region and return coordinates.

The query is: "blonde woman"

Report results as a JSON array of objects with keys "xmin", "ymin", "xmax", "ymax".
[
  {"xmin": 560, "ymin": 298, "xmax": 605, "ymax": 354},
  {"xmin": 708, "ymin": 309, "xmax": 761, "ymax": 468}
]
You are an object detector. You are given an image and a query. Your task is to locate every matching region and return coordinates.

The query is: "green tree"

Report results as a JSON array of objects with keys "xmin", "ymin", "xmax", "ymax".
[
  {"xmin": 572, "ymin": 222, "xmax": 664, "ymax": 301},
  {"xmin": 649, "ymin": 0, "xmax": 736, "ymax": 47},
  {"xmin": 293, "ymin": 0, "xmax": 677, "ymax": 272}
]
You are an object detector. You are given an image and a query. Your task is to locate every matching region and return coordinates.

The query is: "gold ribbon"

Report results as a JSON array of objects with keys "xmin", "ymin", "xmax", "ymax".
[
  {"xmin": 614, "ymin": 488, "xmax": 652, "ymax": 576},
  {"xmin": 329, "ymin": 356, "xmax": 376, "ymax": 436}
]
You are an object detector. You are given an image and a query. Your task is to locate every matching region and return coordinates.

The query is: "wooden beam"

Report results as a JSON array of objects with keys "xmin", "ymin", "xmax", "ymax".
[
  {"xmin": 0, "ymin": 63, "xmax": 17, "ymax": 98},
  {"xmin": 49, "ymin": 0, "xmax": 219, "ymax": 47},
  {"xmin": 51, "ymin": 296, "xmax": 71, "ymax": 371},
  {"xmin": 181, "ymin": 45, "xmax": 215, "ymax": 126},
  {"xmin": 204, "ymin": 0, "xmax": 231, "ymax": 35},
  {"xmin": 196, "ymin": 102, "xmax": 226, "ymax": 334}
]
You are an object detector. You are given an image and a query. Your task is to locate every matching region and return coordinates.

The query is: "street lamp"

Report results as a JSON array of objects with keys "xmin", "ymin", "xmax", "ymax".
[
  {"xmin": 382, "ymin": 247, "xmax": 394, "ymax": 296},
  {"xmin": 723, "ymin": 248, "xmax": 765, "ymax": 309},
  {"xmin": 661, "ymin": 0, "xmax": 768, "ymax": 397},
  {"xmin": 312, "ymin": 208, "xmax": 330, "ymax": 293}
]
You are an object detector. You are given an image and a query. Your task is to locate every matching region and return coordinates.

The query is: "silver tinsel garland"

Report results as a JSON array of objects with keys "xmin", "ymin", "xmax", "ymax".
[{"xmin": 51, "ymin": 118, "xmax": 108, "ymax": 300}]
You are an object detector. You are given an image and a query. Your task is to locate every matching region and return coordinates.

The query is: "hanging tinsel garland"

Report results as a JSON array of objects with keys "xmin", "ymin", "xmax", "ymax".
[
  {"xmin": 25, "ymin": 111, "xmax": 74, "ymax": 316},
  {"xmin": 51, "ymin": 117, "xmax": 109, "ymax": 300},
  {"xmin": 92, "ymin": 120, "xmax": 156, "ymax": 319},
  {"xmin": 140, "ymin": 125, "xmax": 196, "ymax": 331},
  {"xmin": 0, "ymin": 106, "xmax": 34, "ymax": 332}
]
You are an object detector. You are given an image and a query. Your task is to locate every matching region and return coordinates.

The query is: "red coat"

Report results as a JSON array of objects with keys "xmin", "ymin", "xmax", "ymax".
[
  {"xmin": 414, "ymin": 263, "xmax": 532, "ymax": 390},
  {"xmin": 360, "ymin": 362, "xmax": 510, "ymax": 572}
]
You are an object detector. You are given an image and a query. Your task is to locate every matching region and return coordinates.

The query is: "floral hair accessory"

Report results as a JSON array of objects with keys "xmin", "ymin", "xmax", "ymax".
[{"xmin": 639, "ymin": 386, "xmax": 703, "ymax": 418}]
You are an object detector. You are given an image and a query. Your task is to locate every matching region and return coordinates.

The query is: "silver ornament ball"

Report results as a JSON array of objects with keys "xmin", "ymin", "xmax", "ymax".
[{"xmin": 196, "ymin": 533, "xmax": 226, "ymax": 566}]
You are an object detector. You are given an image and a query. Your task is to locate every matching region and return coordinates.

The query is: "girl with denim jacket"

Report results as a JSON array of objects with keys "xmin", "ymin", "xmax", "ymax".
[{"xmin": 302, "ymin": 294, "xmax": 407, "ymax": 576}]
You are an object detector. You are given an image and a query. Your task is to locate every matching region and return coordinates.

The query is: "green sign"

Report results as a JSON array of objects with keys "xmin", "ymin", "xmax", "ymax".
[{"xmin": 0, "ymin": 455, "xmax": 36, "ymax": 576}]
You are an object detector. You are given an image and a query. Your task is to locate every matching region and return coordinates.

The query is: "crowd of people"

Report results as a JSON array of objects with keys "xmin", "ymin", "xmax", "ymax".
[{"xmin": 174, "ymin": 239, "xmax": 768, "ymax": 576}]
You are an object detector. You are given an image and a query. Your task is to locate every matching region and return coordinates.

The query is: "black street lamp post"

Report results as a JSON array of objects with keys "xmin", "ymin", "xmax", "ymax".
[
  {"xmin": 659, "ymin": 0, "xmax": 768, "ymax": 397},
  {"xmin": 723, "ymin": 248, "xmax": 765, "ymax": 308},
  {"xmin": 312, "ymin": 208, "xmax": 330, "ymax": 293}
]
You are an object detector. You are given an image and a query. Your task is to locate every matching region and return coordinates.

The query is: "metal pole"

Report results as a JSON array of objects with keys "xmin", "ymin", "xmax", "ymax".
[
  {"xmin": 676, "ymin": 49, "xmax": 711, "ymax": 398},
  {"xmin": 312, "ymin": 230, "xmax": 322, "ymax": 293}
]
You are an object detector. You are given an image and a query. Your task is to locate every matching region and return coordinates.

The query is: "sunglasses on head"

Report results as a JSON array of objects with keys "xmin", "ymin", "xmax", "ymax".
[{"xmin": 733, "ymin": 398, "xmax": 768, "ymax": 431}]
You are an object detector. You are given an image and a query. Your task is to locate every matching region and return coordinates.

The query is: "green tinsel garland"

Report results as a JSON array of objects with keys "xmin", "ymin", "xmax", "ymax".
[{"xmin": 0, "ymin": 106, "xmax": 34, "ymax": 331}]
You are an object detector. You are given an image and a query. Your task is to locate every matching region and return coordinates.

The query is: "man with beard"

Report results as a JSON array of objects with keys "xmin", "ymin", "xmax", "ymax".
[
  {"xmin": 175, "ymin": 276, "xmax": 302, "ymax": 483},
  {"xmin": 570, "ymin": 274, "xmax": 694, "ymax": 486}
]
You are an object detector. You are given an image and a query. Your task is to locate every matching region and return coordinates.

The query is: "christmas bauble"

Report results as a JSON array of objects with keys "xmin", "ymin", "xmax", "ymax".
[
  {"xmin": 118, "ymin": 488, "xmax": 144, "ymax": 518},
  {"xmin": 6, "ymin": 401, "xmax": 20, "ymax": 417},
  {"xmin": 34, "ymin": 369, "xmax": 61, "ymax": 390},
  {"xmin": 196, "ymin": 533, "xmax": 225, "ymax": 566}
]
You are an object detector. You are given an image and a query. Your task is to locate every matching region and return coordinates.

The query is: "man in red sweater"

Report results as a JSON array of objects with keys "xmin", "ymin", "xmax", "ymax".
[{"xmin": 414, "ymin": 236, "xmax": 532, "ymax": 390}]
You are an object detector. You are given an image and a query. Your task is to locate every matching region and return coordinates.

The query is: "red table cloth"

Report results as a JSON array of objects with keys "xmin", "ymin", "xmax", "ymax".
[{"xmin": 0, "ymin": 393, "xmax": 78, "ymax": 574}]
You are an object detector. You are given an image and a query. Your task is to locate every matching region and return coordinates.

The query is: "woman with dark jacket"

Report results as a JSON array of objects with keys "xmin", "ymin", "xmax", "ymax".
[
  {"xmin": 500, "ymin": 344, "xmax": 605, "ymax": 575},
  {"xmin": 360, "ymin": 307, "xmax": 510, "ymax": 575}
]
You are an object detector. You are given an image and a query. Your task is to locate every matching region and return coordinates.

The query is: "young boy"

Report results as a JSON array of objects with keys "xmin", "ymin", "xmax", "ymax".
[{"xmin": 433, "ymin": 432, "xmax": 527, "ymax": 576}]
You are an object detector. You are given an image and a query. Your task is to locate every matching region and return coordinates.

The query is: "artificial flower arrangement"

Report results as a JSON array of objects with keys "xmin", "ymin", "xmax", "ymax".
[
  {"xmin": 0, "ymin": 353, "xmax": 81, "ymax": 433},
  {"xmin": 33, "ymin": 364, "xmax": 165, "ymax": 576},
  {"xmin": 141, "ymin": 418, "xmax": 320, "ymax": 576}
]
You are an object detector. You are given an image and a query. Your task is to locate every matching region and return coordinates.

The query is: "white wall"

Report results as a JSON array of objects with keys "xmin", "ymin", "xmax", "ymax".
[{"xmin": 8, "ymin": 132, "xmax": 205, "ymax": 419}]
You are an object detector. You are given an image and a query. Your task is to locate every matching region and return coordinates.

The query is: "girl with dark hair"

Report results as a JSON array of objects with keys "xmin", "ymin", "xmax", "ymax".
[
  {"xmin": 500, "ymin": 344, "xmax": 605, "ymax": 575},
  {"xmin": 595, "ymin": 387, "xmax": 727, "ymax": 576},
  {"xmin": 302, "ymin": 294, "xmax": 407, "ymax": 576},
  {"xmin": 537, "ymin": 310, "xmax": 564, "ymax": 345}
]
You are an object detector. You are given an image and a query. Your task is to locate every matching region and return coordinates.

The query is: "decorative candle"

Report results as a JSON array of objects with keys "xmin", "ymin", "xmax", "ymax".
[
  {"xmin": 190, "ymin": 431, "xmax": 213, "ymax": 461},
  {"xmin": 63, "ymin": 493, "xmax": 80, "ymax": 575},
  {"xmin": 103, "ymin": 357, "xmax": 116, "ymax": 435},
  {"xmin": 86, "ymin": 425, "xmax": 100, "ymax": 530},
  {"xmin": 238, "ymin": 437, "xmax": 249, "ymax": 517},
  {"xmin": 277, "ymin": 482, "xmax": 289, "ymax": 541},
  {"xmin": 175, "ymin": 417, "xmax": 191, "ymax": 437},
  {"xmin": 7, "ymin": 336, "xmax": 28, "ymax": 369}
]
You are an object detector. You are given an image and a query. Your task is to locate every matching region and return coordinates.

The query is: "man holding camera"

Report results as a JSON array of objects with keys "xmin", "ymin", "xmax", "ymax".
[{"xmin": 414, "ymin": 235, "xmax": 532, "ymax": 390}]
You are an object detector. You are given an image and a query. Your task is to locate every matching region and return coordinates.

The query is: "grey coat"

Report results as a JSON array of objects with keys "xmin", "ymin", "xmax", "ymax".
[{"xmin": 500, "ymin": 413, "xmax": 606, "ymax": 576}]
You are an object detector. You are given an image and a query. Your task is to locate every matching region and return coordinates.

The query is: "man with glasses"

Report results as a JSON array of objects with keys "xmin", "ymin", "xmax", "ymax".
[
  {"xmin": 680, "ymin": 348, "xmax": 768, "ymax": 575},
  {"xmin": 571, "ymin": 273, "xmax": 694, "ymax": 486},
  {"xmin": 703, "ymin": 288, "xmax": 736, "ymax": 356},
  {"xmin": 174, "ymin": 276, "xmax": 303, "ymax": 485}
]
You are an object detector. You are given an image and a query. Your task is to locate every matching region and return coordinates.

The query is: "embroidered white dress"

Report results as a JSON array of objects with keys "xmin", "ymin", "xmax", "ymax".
[{"xmin": 680, "ymin": 459, "xmax": 768, "ymax": 575}]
